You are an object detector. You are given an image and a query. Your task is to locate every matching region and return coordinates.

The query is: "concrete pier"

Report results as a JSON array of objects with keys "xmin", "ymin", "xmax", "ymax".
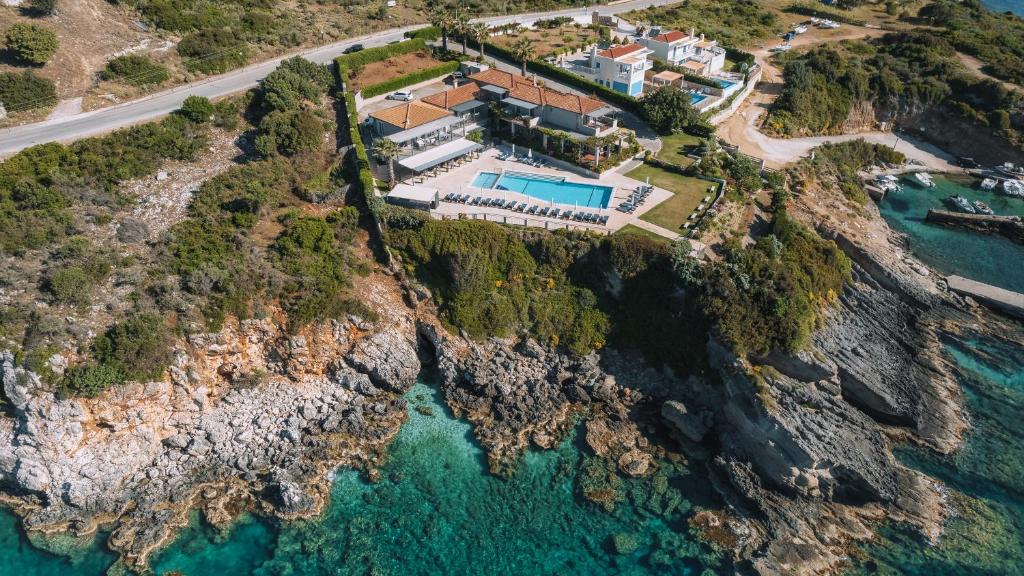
[
  {"xmin": 946, "ymin": 275, "xmax": 1024, "ymax": 320},
  {"xmin": 925, "ymin": 209, "xmax": 1024, "ymax": 244}
]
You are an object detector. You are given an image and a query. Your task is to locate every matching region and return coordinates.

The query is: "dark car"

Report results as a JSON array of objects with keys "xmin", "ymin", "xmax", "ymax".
[{"xmin": 343, "ymin": 43, "xmax": 364, "ymax": 54}]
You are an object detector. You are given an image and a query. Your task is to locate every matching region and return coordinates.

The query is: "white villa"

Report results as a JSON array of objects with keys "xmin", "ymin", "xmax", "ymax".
[
  {"xmin": 639, "ymin": 29, "xmax": 727, "ymax": 76},
  {"xmin": 572, "ymin": 43, "xmax": 653, "ymax": 97}
]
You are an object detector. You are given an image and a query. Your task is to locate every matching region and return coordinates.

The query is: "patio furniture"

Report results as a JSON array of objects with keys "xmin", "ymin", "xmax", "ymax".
[
  {"xmin": 517, "ymin": 202, "xmax": 528, "ymax": 212},
  {"xmin": 471, "ymin": 196, "xmax": 482, "ymax": 205},
  {"xmin": 598, "ymin": 215, "xmax": 609, "ymax": 225},
  {"xmin": 527, "ymin": 205, "xmax": 538, "ymax": 214}
]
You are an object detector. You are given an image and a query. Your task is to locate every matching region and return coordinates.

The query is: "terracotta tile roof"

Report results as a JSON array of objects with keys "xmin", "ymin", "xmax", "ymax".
[
  {"xmin": 467, "ymin": 69, "xmax": 533, "ymax": 90},
  {"xmin": 505, "ymin": 84, "xmax": 605, "ymax": 115},
  {"xmin": 597, "ymin": 43, "xmax": 644, "ymax": 59},
  {"xmin": 420, "ymin": 82, "xmax": 481, "ymax": 109},
  {"xmin": 370, "ymin": 100, "xmax": 451, "ymax": 130},
  {"xmin": 652, "ymin": 30, "xmax": 690, "ymax": 43}
]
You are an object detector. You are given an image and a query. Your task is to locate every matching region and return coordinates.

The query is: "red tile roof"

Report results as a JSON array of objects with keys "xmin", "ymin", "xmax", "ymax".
[
  {"xmin": 420, "ymin": 82, "xmax": 481, "ymax": 109},
  {"xmin": 369, "ymin": 100, "xmax": 451, "ymax": 130},
  {"xmin": 467, "ymin": 69, "xmax": 533, "ymax": 90},
  {"xmin": 652, "ymin": 30, "xmax": 690, "ymax": 43},
  {"xmin": 598, "ymin": 43, "xmax": 644, "ymax": 59},
  {"xmin": 469, "ymin": 69, "xmax": 606, "ymax": 115}
]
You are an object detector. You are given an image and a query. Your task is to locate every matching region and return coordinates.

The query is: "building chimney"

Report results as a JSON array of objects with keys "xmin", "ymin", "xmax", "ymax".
[
  {"xmin": 690, "ymin": 27, "xmax": 695, "ymax": 38},
  {"xmin": 533, "ymin": 74, "xmax": 537, "ymax": 87},
  {"xmin": 700, "ymin": 33, "xmax": 705, "ymax": 41}
]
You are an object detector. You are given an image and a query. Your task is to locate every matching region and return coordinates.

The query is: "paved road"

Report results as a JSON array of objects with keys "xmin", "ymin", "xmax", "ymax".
[{"xmin": 0, "ymin": 0, "xmax": 674, "ymax": 158}]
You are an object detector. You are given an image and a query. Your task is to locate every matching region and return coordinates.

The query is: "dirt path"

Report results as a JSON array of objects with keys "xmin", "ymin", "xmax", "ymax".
[
  {"xmin": 716, "ymin": 24, "xmax": 963, "ymax": 170},
  {"xmin": 956, "ymin": 52, "xmax": 1021, "ymax": 93}
]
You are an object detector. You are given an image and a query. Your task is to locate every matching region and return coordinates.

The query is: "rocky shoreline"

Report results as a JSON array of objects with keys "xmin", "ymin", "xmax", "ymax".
[{"xmin": 0, "ymin": 201, "xmax": 1010, "ymax": 575}]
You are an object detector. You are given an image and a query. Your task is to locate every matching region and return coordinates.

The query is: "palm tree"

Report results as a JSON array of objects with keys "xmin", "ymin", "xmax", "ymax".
[
  {"xmin": 454, "ymin": 14, "xmax": 470, "ymax": 55},
  {"xmin": 469, "ymin": 23, "xmax": 490, "ymax": 61},
  {"xmin": 429, "ymin": 8, "xmax": 455, "ymax": 53},
  {"xmin": 511, "ymin": 37, "xmax": 535, "ymax": 76},
  {"xmin": 371, "ymin": 138, "xmax": 401, "ymax": 185}
]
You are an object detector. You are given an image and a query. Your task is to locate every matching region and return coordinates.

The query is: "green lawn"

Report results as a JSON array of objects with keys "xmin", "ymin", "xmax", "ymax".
[
  {"xmin": 614, "ymin": 224, "xmax": 670, "ymax": 243},
  {"xmin": 655, "ymin": 132, "xmax": 701, "ymax": 168},
  {"xmin": 627, "ymin": 164, "xmax": 716, "ymax": 234}
]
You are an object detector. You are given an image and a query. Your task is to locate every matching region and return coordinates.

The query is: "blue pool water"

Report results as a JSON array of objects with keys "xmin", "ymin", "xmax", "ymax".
[
  {"xmin": 715, "ymin": 79, "xmax": 737, "ymax": 89},
  {"xmin": 691, "ymin": 93, "xmax": 708, "ymax": 105},
  {"xmin": 471, "ymin": 171, "xmax": 613, "ymax": 208}
]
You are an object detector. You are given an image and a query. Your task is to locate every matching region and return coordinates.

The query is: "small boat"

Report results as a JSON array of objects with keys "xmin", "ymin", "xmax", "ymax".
[
  {"xmin": 980, "ymin": 178, "xmax": 997, "ymax": 190},
  {"xmin": 820, "ymin": 20, "xmax": 841, "ymax": 29},
  {"xmin": 995, "ymin": 162, "xmax": 1024, "ymax": 180},
  {"xmin": 945, "ymin": 195, "xmax": 975, "ymax": 213},
  {"xmin": 793, "ymin": 25, "xmax": 809, "ymax": 34},
  {"xmin": 915, "ymin": 172, "xmax": 935, "ymax": 188},
  {"xmin": 874, "ymin": 174, "xmax": 902, "ymax": 194},
  {"xmin": 1003, "ymin": 179, "xmax": 1024, "ymax": 197},
  {"xmin": 973, "ymin": 200, "xmax": 994, "ymax": 215}
]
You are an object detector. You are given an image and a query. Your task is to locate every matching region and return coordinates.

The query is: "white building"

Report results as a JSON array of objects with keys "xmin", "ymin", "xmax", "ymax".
[
  {"xmin": 574, "ymin": 43, "xmax": 653, "ymax": 97},
  {"xmin": 639, "ymin": 29, "xmax": 727, "ymax": 76}
]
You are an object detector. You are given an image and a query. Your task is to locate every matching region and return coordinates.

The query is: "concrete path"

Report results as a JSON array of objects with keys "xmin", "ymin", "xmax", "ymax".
[
  {"xmin": 0, "ymin": 0, "xmax": 675, "ymax": 158},
  {"xmin": 628, "ymin": 218, "xmax": 682, "ymax": 240}
]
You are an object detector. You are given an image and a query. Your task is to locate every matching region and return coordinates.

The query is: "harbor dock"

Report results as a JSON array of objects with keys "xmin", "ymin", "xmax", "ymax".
[
  {"xmin": 946, "ymin": 275, "xmax": 1024, "ymax": 320},
  {"xmin": 925, "ymin": 209, "xmax": 1024, "ymax": 244}
]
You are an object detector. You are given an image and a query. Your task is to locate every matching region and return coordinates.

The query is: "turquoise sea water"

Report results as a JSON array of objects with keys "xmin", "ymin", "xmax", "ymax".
[
  {"xmin": 983, "ymin": 0, "xmax": 1023, "ymax": 16},
  {"xmin": 878, "ymin": 174, "xmax": 1024, "ymax": 292},
  {"xmin": 0, "ymin": 378, "xmax": 726, "ymax": 575}
]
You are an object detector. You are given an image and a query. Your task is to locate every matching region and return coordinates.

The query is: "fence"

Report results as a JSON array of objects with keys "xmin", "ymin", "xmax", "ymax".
[{"xmin": 438, "ymin": 211, "xmax": 612, "ymax": 234}]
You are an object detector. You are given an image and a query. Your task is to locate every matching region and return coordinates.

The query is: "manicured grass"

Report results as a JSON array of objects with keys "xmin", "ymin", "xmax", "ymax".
[
  {"xmin": 655, "ymin": 132, "xmax": 701, "ymax": 168},
  {"xmin": 627, "ymin": 164, "xmax": 715, "ymax": 234},
  {"xmin": 614, "ymin": 224, "xmax": 670, "ymax": 243}
]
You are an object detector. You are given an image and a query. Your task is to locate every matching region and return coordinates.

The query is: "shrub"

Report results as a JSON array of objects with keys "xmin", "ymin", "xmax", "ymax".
[
  {"xmin": 4, "ymin": 23, "xmax": 58, "ymax": 65},
  {"xmin": 255, "ymin": 109, "xmax": 325, "ymax": 157},
  {"xmin": 60, "ymin": 362, "xmax": 123, "ymax": 398},
  {"xmin": 405, "ymin": 26, "xmax": 440, "ymax": 41},
  {"xmin": 93, "ymin": 312, "xmax": 174, "ymax": 381},
  {"xmin": 102, "ymin": 55, "xmax": 170, "ymax": 87},
  {"xmin": 638, "ymin": 86, "xmax": 711, "ymax": 136},
  {"xmin": 0, "ymin": 70, "xmax": 57, "ymax": 112},
  {"xmin": 179, "ymin": 95, "xmax": 214, "ymax": 122},
  {"xmin": 177, "ymin": 28, "xmax": 250, "ymax": 74},
  {"xmin": 26, "ymin": 0, "xmax": 58, "ymax": 16}
]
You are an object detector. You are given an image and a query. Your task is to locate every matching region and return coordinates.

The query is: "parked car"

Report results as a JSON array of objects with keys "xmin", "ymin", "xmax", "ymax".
[
  {"xmin": 387, "ymin": 90, "xmax": 414, "ymax": 101},
  {"xmin": 343, "ymin": 43, "xmax": 364, "ymax": 54},
  {"xmin": 451, "ymin": 71, "xmax": 464, "ymax": 80}
]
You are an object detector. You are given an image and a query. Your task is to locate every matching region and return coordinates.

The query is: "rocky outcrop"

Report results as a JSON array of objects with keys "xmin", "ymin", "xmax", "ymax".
[{"xmin": 0, "ymin": 307, "xmax": 422, "ymax": 572}]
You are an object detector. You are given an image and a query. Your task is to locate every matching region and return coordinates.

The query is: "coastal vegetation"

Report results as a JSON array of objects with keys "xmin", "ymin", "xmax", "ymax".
[
  {"xmin": 622, "ymin": 0, "xmax": 781, "ymax": 48},
  {"xmin": 920, "ymin": 0, "xmax": 1024, "ymax": 84},
  {"xmin": 0, "ymin": 70, "xmax": 57, "ymax": 113},
  {"xmin": 3, "ymin": 22, "xmax": 58, "ymax": 66},
  {"xmin": 765, "ymin": 32, "xmax": 1024, "ymax": 155},
  {"xmin": 102, "ymin": 55, "xmax": 171, "ymax": 87}
]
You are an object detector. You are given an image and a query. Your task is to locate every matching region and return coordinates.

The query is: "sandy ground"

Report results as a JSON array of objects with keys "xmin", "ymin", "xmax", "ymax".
[{"xmin": 716, "ymin": 24, "xmax": 964, "ymax": 171}]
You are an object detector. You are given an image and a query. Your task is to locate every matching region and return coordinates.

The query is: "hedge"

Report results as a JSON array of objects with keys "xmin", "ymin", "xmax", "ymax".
[
  {"xmin": 362, "ymin": 61, "xmax": 459, "ymax": 98},
  {"xmin": 335, "ymin": 38, "xmax": 427, "ymax": 70},
  {"xmin": 337, "ymin": 69, "xmax": 383, "ymax": 216},
  {"xmin": 724, "ymin": 46, "xmax": 756, "ymax": 68},
  {"xmin": 478, "ymin": 39, "xmax": 641, "ymax": 113},
  {"xmin": 405, "ymin": 26, "xmax": 441, "ymax": 41}
]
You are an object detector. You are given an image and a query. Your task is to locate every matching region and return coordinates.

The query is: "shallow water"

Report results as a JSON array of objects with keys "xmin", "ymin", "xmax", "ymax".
[
  {"xmin": 983, "ymin": 0, "xmax": 1023, "ymax": 16},
  {"xmin": 878, "ymin": 174, "xmax": 1024, "ymax": 292}
]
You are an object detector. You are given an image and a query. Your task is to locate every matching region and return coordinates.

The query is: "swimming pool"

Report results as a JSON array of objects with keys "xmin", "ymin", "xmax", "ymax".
[
  {"xmin": 715, "ymin": 79, "xmax": 738, "ymax": 89},
  {"xmin": 471, "ymin": 171, "xmax": 613, "ymax": 208},
  {"xmin": 691, "ymin": 93, "xmax": 708, "ymax": 105}
]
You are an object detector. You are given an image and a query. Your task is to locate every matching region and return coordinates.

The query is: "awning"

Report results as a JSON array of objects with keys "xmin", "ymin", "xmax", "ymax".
[
  {"xmin": 502, "ymin": 97, "xmax": 539, "ymax": 110},
  {"xmin": 586, "ymin": 106, "xmax": 615, "ymax": 118},
  {"xmin": 451, "ymin": 99, "xmax": 487, "ymax": 114},
  {"xmin": 481, "ymin": 85, "xmax": 508, "ymax": 97},
  {"xmin": 385, "ymin": 115, "xmax": 462, "ymax": 145},
  {"xmin": 387, "ymin": 184, "xmax": 439, "ymax": 205},
  {"xmin": 398, "ymin": 138, "xmax": 483, "ymax": 173}
]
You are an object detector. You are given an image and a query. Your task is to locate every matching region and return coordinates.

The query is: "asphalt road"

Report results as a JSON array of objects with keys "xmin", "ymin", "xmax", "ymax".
[{"xmin": 0, "ymin": 0, "xmax": 676, "ymax": 158}]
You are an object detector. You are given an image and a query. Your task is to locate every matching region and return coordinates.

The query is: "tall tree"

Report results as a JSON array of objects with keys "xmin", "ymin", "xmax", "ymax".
[
  {"xmin": 454, "ymin": 14, "xmax": 470, "ymax": 55},
  {"xmin": 511, "ymin": 37, "xmax": 535, "ymax": 76},
  {"xmin": 371, "ymin": 138, "xmax": 401, "ymax": 185},
  {"xmin": 469, "ymin": 23, "xmax": 489, "ymax": 61},
  {"xmin": 429, "ymin": 7, "xmax": 454, "ymax": 52}
]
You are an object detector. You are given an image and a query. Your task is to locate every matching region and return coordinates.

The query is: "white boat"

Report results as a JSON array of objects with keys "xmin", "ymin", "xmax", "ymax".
[
  {"xmin": 945, "ymin": 195, "xmax": 975, "ymax": 213},
  {"xmin": 915, "ymin": 172, "xmax": 935, "ymax": 188},
  {"xmin": 973, "ymin": 200, "xmax": 994, "ymax": 215},
  {"xmin": 1003, "ymin": 179, "xmax": 1024, "ymax": 197},
  {"xmin": 793, "ymin": 25, "xmax": 809, "ymax": 34},
  {"xmin": 995, "ymin": 162, "xmax": 1024, "ymax": 180},
  {"xmin": 980, "ymin": 178, "xmax": 997, "ymax": 190},
  {"xmin": 770, "ymin": 43, "xmax": 792, "ymax": 53},
  {"xmin": 875, "ymin": 174, "xmax": 902, "ymax": 193}
]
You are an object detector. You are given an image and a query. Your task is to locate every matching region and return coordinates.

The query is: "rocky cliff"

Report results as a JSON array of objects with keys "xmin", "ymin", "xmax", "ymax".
[{"xmin": 0, "ymin": 297, "xmax": 421, "ymax": 572}]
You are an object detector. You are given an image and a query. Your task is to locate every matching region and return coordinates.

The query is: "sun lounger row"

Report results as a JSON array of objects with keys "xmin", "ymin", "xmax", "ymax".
[
  {"xmin": 441, "ymin": 194, "xmax": 608, "ymax": 225},
  {"xmin": 615, "ymin": 184, "xmax": 655, "ymax": 213},
  {"xmin": 496, "ymin": 151, "xmax": 548, "ymax": 168}
]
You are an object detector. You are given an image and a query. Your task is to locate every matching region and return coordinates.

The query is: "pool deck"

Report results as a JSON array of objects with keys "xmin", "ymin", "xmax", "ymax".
[{"xmin": 416, "ymin": 147, "xmax": 682, "ymax": 237}]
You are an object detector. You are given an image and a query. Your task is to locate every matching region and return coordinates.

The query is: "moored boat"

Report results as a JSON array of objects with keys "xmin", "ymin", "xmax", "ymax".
[
  {"xmin": 915, "ymin": 172, "xmax": 936, "ymax": 188},
  {"xmin": 1003, "ymin": 179, "xmax": 1024, "ymax": 197},
  {"xmin": 945, "ymin": 195, "xmax": 976, "ymax": 213},
  {"xmin": 980, "ymin": 178, "xmax": 997, "ymax": 190},
  {"xmin": 973, "ymin": 200, "xmax": 994, "ymax": 215}
]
